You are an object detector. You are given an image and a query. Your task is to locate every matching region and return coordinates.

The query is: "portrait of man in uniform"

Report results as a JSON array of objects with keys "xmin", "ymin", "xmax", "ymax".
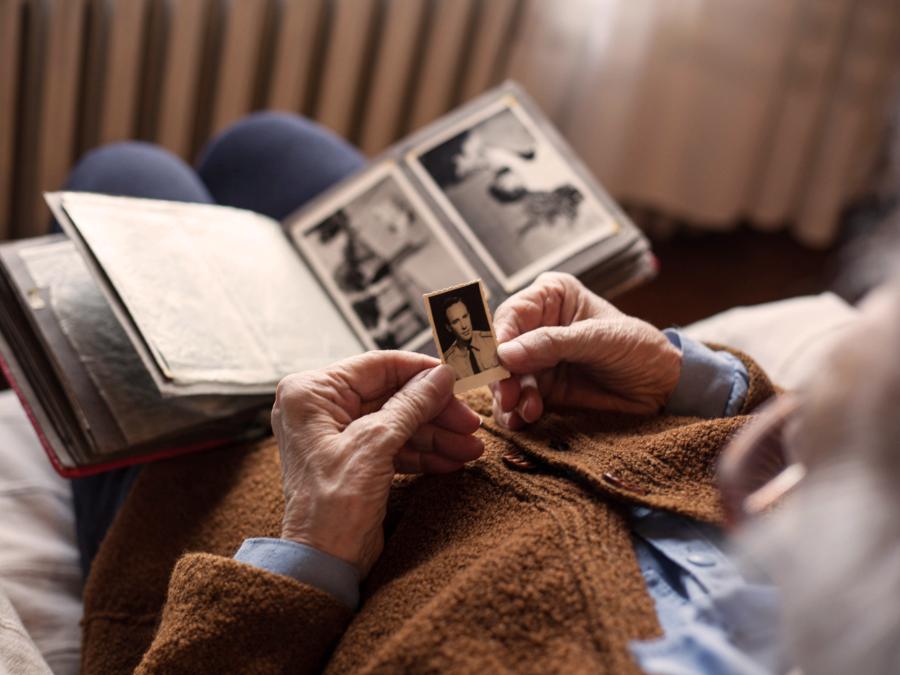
[
  {"xmin": 442, "ymin": 295, "xmax": 499, "ymax": 376},
  {"xmin": 424, "ymin": 280, "xmax": 509, "ymax": 393}
]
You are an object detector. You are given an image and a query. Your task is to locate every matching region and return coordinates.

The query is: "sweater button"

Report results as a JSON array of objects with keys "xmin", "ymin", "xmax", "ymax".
[
  {"xmin": 601, "ymin": 472, "xmax": 649, "ymax": 495},
  {"xmin": 502, "ymin": 450, "xmax": 537, "ymax": 472}
]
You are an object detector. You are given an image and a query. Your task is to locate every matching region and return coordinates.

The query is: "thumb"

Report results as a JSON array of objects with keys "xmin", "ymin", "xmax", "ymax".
[
  {"xmin": 355, "ymin": 364, "xmax": 456, "ymax": 446},
  {"xmin": 497, "ymin": 323, "xmax": 597, "ymax": 374}
]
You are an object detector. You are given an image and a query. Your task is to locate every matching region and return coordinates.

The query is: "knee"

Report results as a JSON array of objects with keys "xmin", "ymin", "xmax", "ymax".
[
  {"xmin": 69, "ymin": 142, "xmax": 181, "ymax": 188},
  {"xmin": 214, "ymin": 111, "xmax": 324, "ymax": 142},
  {"xmin": 66, "ymin": 142, "xmax": 212, "ymax": 203},
  {"xmin": 197, "ymin": 112, "xmax": 366, "ymax": 219},
  {"xmin": 203, "ymin": 111, "xmax": 363, "ymax": 167}
]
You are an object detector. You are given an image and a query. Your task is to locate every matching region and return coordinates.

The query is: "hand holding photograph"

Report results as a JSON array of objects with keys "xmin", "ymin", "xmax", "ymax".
[{"xmin": 424, "ymin": 280, "xmax": 509, "ymax": 393}]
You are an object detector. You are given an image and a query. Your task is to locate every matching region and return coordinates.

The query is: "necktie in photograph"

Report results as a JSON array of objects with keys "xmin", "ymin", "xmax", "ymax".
[{"xmin": 468, "ymin": 346, "xmax": 481, "ymax": 374}]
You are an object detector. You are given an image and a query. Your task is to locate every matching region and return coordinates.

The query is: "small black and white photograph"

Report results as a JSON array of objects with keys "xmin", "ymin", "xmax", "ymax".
[
  {"xmin": 423, "ymin": 279, "xmax": 509, "ymax": 393},
  {"xmin": 294, "ymin": 166, "xmax": 480, "ymax": 350},
  {"xmin": 410, "ymin": 99, "xmax": 618, "ymax": 292}
]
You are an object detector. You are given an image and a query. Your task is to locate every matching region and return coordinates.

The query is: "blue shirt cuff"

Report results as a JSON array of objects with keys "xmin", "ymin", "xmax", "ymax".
[
  {"xmin": 234, "ymin": 538, "xmax": 360, "ymax": 609},
  {"xmin": 663, "ymin": 330, "xmax": 748, "ymax": 418}
]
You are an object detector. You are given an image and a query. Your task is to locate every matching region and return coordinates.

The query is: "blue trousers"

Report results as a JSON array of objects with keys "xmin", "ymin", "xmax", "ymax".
[{"xmin": 68, "ymin": 113, "xmax": 365, "ymax": 578}]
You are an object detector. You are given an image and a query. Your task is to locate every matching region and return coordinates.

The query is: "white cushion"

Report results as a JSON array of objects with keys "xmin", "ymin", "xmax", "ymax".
[
  {"xmin": 683, "ymin": 292, "xmax": 857, "ymax": 390},
  {"xmin": 0, "ymin": 391, "xmax": 81, "ymax": 675},
  {"xmin": 0, "ymin": 588, "xmax": 51, "ymax": 674}
]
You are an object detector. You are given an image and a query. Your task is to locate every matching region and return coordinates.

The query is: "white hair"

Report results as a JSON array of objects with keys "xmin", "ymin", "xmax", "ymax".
[{"xmin": 739, "ymin": 280, "xmax": 900, "ymax": 674}]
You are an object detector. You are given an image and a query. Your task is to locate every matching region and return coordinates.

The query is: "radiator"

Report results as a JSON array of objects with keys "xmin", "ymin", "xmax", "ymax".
[
  {"xmin": 0, "ymin": 0, "xmax": 523, "ymax": 239},
  {"xmin": 1, "ymin": 0, "xmax": 898, "ymax": 245}
]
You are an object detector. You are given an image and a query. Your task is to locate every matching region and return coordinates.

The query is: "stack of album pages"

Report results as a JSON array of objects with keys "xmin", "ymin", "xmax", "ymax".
[{"xmin": 0, "ymin": 82, "xmax": 653, "ymax": 475}]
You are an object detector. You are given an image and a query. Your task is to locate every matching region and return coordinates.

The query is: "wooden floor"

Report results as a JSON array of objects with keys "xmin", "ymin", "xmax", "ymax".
[{"xmin": 613, "ymin": 228, "xmax": 835, "ymax": 329}]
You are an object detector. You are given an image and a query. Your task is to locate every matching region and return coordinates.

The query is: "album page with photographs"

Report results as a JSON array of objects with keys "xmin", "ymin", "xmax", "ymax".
[
  {"xmin": 0, "ymin": 81, "xmax": 651, "ymax": 475},
  {"xmin": 285, "ymin": 81, "xmax": 652, "ymax": 355}
]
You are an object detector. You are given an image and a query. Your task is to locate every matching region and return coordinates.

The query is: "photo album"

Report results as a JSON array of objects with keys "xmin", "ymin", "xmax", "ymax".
[{"xmin": 0, "ymin": 82, "xmax": 653, "ymax": 476}]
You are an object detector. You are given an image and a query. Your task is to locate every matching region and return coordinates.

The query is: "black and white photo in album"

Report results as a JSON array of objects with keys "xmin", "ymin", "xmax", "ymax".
[
  {"xmin": 423, "ymin": 279, "xmax": 509, "ymax": 394},
  {"xmin": 410, "ymin": 97, "xmax": 618, "ymax": 292},
  {"xmin": 292, "ymin": 165, "xmax": 479, "ymax": 350}
]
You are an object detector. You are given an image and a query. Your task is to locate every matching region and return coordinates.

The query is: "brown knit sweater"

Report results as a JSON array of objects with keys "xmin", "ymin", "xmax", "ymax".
[{"xmin": 80, "ymin": 350, "xmax": 774, "ymax": 674}]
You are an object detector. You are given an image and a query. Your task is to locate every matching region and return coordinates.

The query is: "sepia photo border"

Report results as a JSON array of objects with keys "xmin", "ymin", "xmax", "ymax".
[
  {"xmin": 407, "ymin": 95, "xmax": 620, "ymax": 293},
  {"xmin": 290, "ymin": 163, "xmax": 481, "ymax": 351},
  {"xmin": 423, "ymin": 279, "xmax": 509, "ymax": 394}
]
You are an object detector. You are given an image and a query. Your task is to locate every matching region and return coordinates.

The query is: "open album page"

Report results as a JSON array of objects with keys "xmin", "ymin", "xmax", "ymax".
[
  {"xmin": 56, "ymin": 193, "xmax": 361, "ymax": 392},
  {"xmin": 17, "ymin": 240, "xmax": 260, "ymax": 451}
]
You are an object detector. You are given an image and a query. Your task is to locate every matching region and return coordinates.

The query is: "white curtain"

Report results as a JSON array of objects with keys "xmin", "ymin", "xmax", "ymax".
[{"xmin": 505, "ymin": 0, "xmax": 900, "ymax": 247}]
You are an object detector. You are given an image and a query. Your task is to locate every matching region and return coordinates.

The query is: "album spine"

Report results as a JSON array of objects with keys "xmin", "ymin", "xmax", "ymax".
[
  {"xmin": 0, "ymin": 350, "xmax": 236, "ymax": 478},
  {"xmin": 0, "ymin": 349, "xmax": 71, "ymax": 476},
  {"xmin": 61, "ymin": 438, "xmax": 235, "ymax": 478}
]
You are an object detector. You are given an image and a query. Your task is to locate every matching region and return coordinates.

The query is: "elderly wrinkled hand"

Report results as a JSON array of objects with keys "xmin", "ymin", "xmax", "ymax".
[
  {"xmin": 491, "ymin": 272, "xmax": 682, "ymax": 428},
  {"xmin": 272, "ymin": 351, "xmax": 483, "ymax": 577}
]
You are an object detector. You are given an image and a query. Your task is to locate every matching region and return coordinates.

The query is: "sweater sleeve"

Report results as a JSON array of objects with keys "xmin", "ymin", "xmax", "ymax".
[{"xmin": 136, "ymin": 552, "xmax": 353, "ymax": 675}]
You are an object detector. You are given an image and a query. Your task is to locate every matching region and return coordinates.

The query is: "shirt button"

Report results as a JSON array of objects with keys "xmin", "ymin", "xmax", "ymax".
[{"xmin": 687, "ymin": 553, "xmax": 716, "ymax": 567}]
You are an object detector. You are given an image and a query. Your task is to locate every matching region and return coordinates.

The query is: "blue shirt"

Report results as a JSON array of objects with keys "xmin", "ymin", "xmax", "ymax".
[{"xmin": 234, "ymin": 331, "xmax": 781, "ymax": 673}]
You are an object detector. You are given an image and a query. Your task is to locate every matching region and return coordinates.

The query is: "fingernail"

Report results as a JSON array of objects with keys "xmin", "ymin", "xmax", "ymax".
[
  {"xmin": 497, "ymin": 341, "xmax": 525, "ymax": 364},
  {"xmin": 499, "ymin": 410, "xmax": 523, "ymax": 430},
  {"xmin": 519, "ymin": 396, "xmax": 538, "ymax": 423},
  {"xmin": 516, "ymin": 398, "xmax": 530, "ymax": 422},
  {"xmin": 458, "ymin": 404, "xmax": 482, "ymax": 431}
]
